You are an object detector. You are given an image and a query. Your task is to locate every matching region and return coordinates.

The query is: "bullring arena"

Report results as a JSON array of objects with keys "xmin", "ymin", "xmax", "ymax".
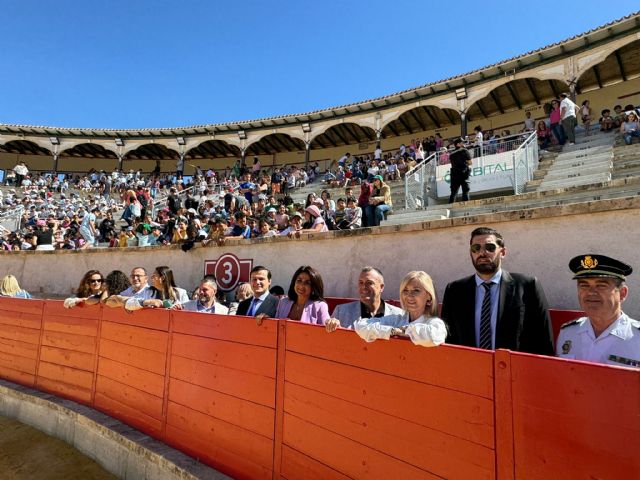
[{"xmin": 0, "ymin": 10, "xmax": 639, "ymax": 480}]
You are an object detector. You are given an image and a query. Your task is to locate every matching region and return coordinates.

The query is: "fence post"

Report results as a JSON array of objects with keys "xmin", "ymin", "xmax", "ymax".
[
  {"xmin": 404, "ymin": 173, "xmax": 409, "ymax": 209},
  {"xmin": 494, "ymin": 349, "xmax": 515, "ymax": 480},
  {"xmin": 512, "ymin": 152, "xmax": 518, "ymax": 194}
]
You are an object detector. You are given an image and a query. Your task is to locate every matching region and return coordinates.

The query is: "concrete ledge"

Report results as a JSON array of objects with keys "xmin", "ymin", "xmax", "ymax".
[{"xmin": 0, "ymin": 379, "xmax": 230, "ymax": 480}]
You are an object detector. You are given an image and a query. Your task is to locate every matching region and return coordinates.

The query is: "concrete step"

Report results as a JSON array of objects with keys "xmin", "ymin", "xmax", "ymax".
[
  {"xmin": 554, "ymin": 148, "xmax": 612, "ymax": 162},
  {"xmin": 543, "ymin": 163, "xmax": 612, "ymax": 181},
  {"xmin": 538, "ymin": 172, "xmax": 612, "ymax": 191}
]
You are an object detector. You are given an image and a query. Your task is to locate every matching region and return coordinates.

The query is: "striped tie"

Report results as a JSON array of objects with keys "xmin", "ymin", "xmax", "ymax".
[{"xmin": 479, "ymin": 282, "xmax": 493, "ymax": 350}]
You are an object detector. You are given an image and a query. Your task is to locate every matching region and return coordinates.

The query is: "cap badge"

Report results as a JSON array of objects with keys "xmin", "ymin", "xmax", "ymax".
[
  {"xmin": 580, "ymin": 256, "xmax": 598, "ymax": 270},
  {"xmin": 562, "ymin": 340, "xmax": 572, "ymax": 355}
]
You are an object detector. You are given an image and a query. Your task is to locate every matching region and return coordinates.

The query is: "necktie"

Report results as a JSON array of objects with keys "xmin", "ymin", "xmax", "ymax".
[
  {"xmin": 248, "ymin": 298, "xmax": 258, "ymax": 316},
  {"xmin": 479, "ymin": 282, "xmax": 493, "ymax": 349}
]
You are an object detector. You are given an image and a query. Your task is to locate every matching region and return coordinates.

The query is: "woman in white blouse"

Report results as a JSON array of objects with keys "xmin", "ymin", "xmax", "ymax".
[{"xmin": 354, "ymin": 271, "xmax": 447, "ymax": 347}]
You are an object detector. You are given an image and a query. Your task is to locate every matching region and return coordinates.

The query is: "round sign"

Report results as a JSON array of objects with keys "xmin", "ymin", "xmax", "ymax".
[{"xmin": 214, "ymin": 253, "xmax": 241, "ymax": 291}]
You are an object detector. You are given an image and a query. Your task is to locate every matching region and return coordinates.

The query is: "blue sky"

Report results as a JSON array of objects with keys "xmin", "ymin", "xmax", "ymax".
[{"xmin": 1, "ymin": 1, "xmax": 637, "ymax": 129}]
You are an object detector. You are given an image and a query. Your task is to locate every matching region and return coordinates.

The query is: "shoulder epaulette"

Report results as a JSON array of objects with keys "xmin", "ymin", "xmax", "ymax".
[{"xmin": 560, "ymin": 319, "xmax": 582, "ymax": 330}]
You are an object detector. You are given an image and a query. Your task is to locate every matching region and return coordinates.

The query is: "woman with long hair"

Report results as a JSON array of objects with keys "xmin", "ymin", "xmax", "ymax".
[
  {"xmin": 85, "ymin": 270, "xmax": 131, "ymax": 306},
  {"xmin": 0, "ymin": 275, "xmax": 31, "ymax": 298},
  {"xmin": 127, "ymin": 266, "xmax": 189, "ymax": 310},
  {"xmin": 354, "ymin": 271, "xmax": 447, "ymax": 347},
  {"xmin": 273, "ymin": 266, "xmax": 329, "ymax": 325},
  {"xmin": 64, "ymin": 270, "xmax": 105, "ymax": 308}
]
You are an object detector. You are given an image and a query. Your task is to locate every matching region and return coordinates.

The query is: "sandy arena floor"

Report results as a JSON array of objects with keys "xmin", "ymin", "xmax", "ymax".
[{"xmin": 0, "ymin": 415, "xmax": 116, "ymax": 480}]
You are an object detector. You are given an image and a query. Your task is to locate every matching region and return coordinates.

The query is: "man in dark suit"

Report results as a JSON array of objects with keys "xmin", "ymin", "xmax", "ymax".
[
  {"xmin": 236, "ymin": 266, "xmax": 279, "ymax": 318},
  {"xmin": 441, "ymin": 227, "xmax": 554, "ymax": 355}
]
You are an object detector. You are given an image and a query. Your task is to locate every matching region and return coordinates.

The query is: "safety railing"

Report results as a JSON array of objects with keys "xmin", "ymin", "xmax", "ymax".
[
  {"xmin": 511, "ymin": 131, "xmax": 539, "ymax": 194},
  {"xmin": 404, "ymin": 152, "xmax": 437, "ymax": 209},
  {"xmin": 0, "ymin": 205, "xmax": 24, "ymax": 232}
]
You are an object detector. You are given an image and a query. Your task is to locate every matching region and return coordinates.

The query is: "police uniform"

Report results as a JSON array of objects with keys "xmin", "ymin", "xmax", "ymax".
[{"xmin": 556, "ymin": 254, "xmax": 640, "ymax": 368}]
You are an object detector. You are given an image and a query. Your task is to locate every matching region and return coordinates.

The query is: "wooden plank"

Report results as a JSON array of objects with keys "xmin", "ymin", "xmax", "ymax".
[
  {"xmin": 94, "ymin": 391, "xmax": 163, "ymax": 438},
  {"xmin": 0, "ymin": 311, "xmax": 43, "ymax": 330},
  {"xmin": 0, "ymin": 366, "xmax": 35, "ymax": 387},
  {"xmin": 43, "ymin": 300, "xmax": 102, "ymax": 320},
  {"xmin": 0, "ymin": 337, "xmax": 39, "ymax": 359},
  {"xmin": 510, "ymin": 354, "xmax": 640, "ymax": 480},
  {"xmin": 283, "ymin": 413, "xmax": 441, "ymax": 480},
  {"xmin": 100, "ymin": 321, "xmax": 168, "ymax": 353},
  {"xmin": 101, "ymin": 306, "xmax": 170, "ymax": 331},
  {"xmin": 170, "ymin": 355, "xmax": 275, "ymax": 408},
  {"xmin": 39, "ymin": 346, "xmax": 95, "ymax": 372},
  {"xmin": 37, "ymin": 361, "xmax": 94, "ymax": 390},
  {"xmin": 0, "ymin": 351, "xmax": 37, "ymax": 374},
  {"xmin": 94, "ymin": 375, "xmax": 164, "ymax": 421},
  {"xmin": 166, "ymin": 401, "xmax": 273, "ymax": 472},
  {"xmin": 494, "ymin": 350, "xmax": 514, "ymax": 480},
  {"xmin": 98, "ymin": 356, "xmax": 165, "ymax": 398},
  {"xmin": 281, "ymin": 445, "xmax": 353, "ymax": 480},
  {"xmin": 285, "ymin": 321, "xmax": 494, "ymax": 398},
  {"xmin": 0, "ymin": 297, "xmax": 44, "ymax": 316},
  {"xmin": 171, "ymin": 311, "xmax": 278, "ymax": 348},
  {"xmin": 41, "ymin": 331, "xmax": 96, "ymax": 354},
  {"xmin": 98, "ymin": 338, "xmax": 166, "ymax": 376},
  {"xmin": 171, "ymin": 333, "xmax": 276, "ymax": 378},
  {"xmin": 272, "ymin": 321, "xmax": 287, "ymax": 479},
  {"xmin": 165, "ymin": 424, "xmax": 272, "ymax": 480},
  {"xmin": 168, "ymin": 377, "xmax": 274, "ymax": 439},
  {"xmin": 285, "ymin": 382, "xmax": 494, "ymax": 479},
  {"xmin": 0, "ymin": 323, "xmax": 41, "ymax": 345},
  {"xmin": 286, "ymin": 352, "xmax": 494, "ymax": 448},
  {"xmin": 43, "ymin": 315, "xmax": 99, "ymax": 337},
  {"xmin": 36, "ymin": 376, "xmax": 92, "ymax": 404}
]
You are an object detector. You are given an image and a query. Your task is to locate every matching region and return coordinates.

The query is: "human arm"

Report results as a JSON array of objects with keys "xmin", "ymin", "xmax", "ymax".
[
  {"xmin": 405, "ymin": 317, "xmax": 448, "ymax": 347},
  {"xmin": 354, "ymin": 315, "xmax": 404, "ymax": 342}
]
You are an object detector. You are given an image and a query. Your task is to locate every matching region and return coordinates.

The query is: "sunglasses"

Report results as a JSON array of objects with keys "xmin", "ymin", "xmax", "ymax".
[
  {"xmin": 89, "ymin": 278, "xmax": 103, "ymax": 284},
  {"xmin": 470, "ymin": 243, "xmax": 499, "ymax": 254}
]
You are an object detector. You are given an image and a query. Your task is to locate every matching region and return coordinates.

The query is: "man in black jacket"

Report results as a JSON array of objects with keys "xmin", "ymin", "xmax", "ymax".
[
  {"xmin": 448, "ymin": 138, "xmax": 472, "ymax": 203},
  {"xmin": 236, "ymin": 266, "xmax": 278, "ymax": 317},
  {"xmin": 441, "ymin": 226, "xmax": 554, "ymax": 355}
]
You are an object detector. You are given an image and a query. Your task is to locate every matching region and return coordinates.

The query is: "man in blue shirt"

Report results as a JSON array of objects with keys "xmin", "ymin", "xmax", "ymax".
[
  {"xmin": 239, "ymin": 172, "xmax": 256, "ymax": 205},
  {"xmin": 227, "ymin": 211, "xmax": 251, "ymax": 239}
]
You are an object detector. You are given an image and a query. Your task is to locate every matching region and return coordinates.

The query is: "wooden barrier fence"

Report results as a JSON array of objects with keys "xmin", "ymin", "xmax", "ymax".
[{"xmin": 0, "ymin": 298, "xmax": 637, "ymax": 479}]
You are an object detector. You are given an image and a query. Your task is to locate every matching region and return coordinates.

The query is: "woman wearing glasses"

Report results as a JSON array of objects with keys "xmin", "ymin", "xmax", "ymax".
[
  {"xmin": 63, "ymin": 270, "xmax": 105, "ymax": 308},
  {"xmin": 354, "ymin": 271, "xmax": 447, "ymax": 347}
]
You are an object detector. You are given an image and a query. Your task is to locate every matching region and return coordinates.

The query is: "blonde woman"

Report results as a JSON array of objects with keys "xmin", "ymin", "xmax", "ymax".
[
  {"xmin": 354, "ymin": 271, "xmax": 447, "ymax": 347},
  {"xmin": 0, "ymin": 275, "xmax": 32, "ymax": 299}
]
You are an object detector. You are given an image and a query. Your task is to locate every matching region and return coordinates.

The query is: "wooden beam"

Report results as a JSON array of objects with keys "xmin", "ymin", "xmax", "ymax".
[
  {"xmin": 442, "ymin": 109, "xmax": 457, "ymax": 125},
  {"xmin": 505, "ymin": 83, "xmax": 522, "ymax": 110},
  {"xmin": 592, "ymin": 64, "xmax": 603, "ymax": 89},
  {"xmin": 409, "ymin": 109, "xmax": 429, "ymax": 130},
  {"xmin": 397, "ymin": 116, "xmax": 414, "ymax": 134},
  {"xmin": 615, "ymin": 50, "xmax": 627, "ymax": 81},
  {"xmin": 330, "ymin": 127, "xmax": 350, "ymax": 145},
  {"xmin": 548, "ymin": 80, "xmax": 560, "ymax": 98},
  {"xmin": 525, "ymin": 78, "xmax": 540, "ymax": 105},
  {"xmin": 490, "ymin": 91, "xmax": 505, "ymax": 114},
  {"xmin": 474, "ymin": 101, "xmax": 489, "ymax": 119}
]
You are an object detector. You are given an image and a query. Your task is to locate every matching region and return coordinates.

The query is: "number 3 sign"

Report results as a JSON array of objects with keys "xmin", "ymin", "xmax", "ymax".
[{"xmin": 204, "ymin": 253, "xmax": 253, "ymax": 292}]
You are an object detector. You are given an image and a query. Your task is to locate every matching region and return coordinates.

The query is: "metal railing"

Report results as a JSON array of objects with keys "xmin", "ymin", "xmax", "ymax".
[
  {"xmin": 0, "ymin": 206, "xmax": 24, "ymax": 233},
  {"xmin": 404, "ymin": 152, "xmax": 437, "ymax": 209},
  {"xmin": 510, "ymin": 131, "xmax": 539, "ymax": 194}
]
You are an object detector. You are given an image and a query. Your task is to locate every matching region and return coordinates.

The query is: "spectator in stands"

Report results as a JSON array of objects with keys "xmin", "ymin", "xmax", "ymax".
[
  {"xmin": 448, "ymin": 138, "xmax": 472, "ymax": 203},
  {"xmin": 522, "ymin": 111, "xmax": 535, "ymax": 132},
  {"xmin": 105, "ymin": 267, "xmax": 154, "ymax": 308},
  {"xmin": 358, "ymin": 181, "xmax": 373, "ymax": 226},
  {"xmin": 613, "ymin": 104, "xmax": 625, "ymax": 127},
  {"xmin": 235, "ymin": 266, "xmax": 278, "ymax": 317},
  {"xmin": 125, "ymin": 265, "xmax": 189, "ymax": 310},
  {"xmin": 64, "ymin": 270, "xmax": 105, "ymax": 308},
  {"xmin": 178, "ymin": 276, "xmax": 229, "ymax": 314},
  {"xmin": 353, "ymin": 271, "xmax": 447, "ymax": 347},
  {"xmin": 441, "ymin": 226, "xmax": 554, "ymax": 355},
  {"xmin": 367, "ymin": 175, "xmax": 392, "ymax": 227},
  {"xmin": 228, "ymin": 282, "xmax": 252, "ymax": 315},
  {"xmin": 282, "ymin": 211, "xmax": 304, "ymax": 237},
  {"xmin": 12, "ymin": 161, "xmax": 29, "ymax": 188},
  {"xmin": 557, "ymin": 254, "xmax": 639, "ymax": 367},
  {"xmin": 86, "ymin": 270, "xmax": 131, "ymax": 306},
  {"xmin": 226, "ymin": 211, "xmax": 251, "ymax": 239},
  {"xmin": 0, "ymin": 274, "xmax": 31, "ymax": 298},
  {"xmin": 296, "ymin": 205, "xmax": 328, "ymax": 235},
  {"xmin": 581, "ymin": 100, "xmax": 592, "ymax": 136},
  {"xmin": 536, "ymin": 121, "xmax": 552, "ymax": 150},
  {"xmin": 560, "ymin": 93, "xmax": 579, "ymax": 145},
  {"xmin": 599, "ymin": 109, "xmax": 615, "ymax": 132},
  {"xmin": 473, "ymin": 126, "xmax": 484, "ymax": 158},
  {"xmin": 267, "ymin": 265, "xmax": 329, "ymax": 325},
  {"xmin": 34, "ymin": 219, "xmax": 56, "ymax": 251},
  {"xmin": 620, "ymin": 111, "xmax": 640, "ymax": 145},
  {"xmin": 549, "ymin": 100, "xmax": 565, "ymax": 145},
  {"xmin": 326, "ymin": 267, "xmax": 403, "ymax": 332},
  {"xmin": 79, "ymin": 207, "xmax": 101, "ymax": 248}
]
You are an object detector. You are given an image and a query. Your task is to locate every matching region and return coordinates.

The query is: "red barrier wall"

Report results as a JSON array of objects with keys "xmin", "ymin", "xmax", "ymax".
[{"xmin": 0, "ymin": 298, "xmax": 636, "ymax": 480}]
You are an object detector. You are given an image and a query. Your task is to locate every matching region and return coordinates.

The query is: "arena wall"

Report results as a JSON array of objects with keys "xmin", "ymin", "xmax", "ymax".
[{"xmin": 2, "ymin": 199, "xmax": 639, "ymax": 317}]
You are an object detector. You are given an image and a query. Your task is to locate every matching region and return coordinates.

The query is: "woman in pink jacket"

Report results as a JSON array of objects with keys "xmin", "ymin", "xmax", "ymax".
[{"xmin": 274, "ymin": 266, "xmax": 329, "ymax": 325}]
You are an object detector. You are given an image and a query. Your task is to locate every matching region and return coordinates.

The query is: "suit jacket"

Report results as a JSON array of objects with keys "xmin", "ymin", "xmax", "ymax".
[
  {"xmin": 236, "ymin": 293, "xmax": 279, "ymax": 318},
  {"xmin": 441, "ymin": 270, "xmax": 554, "ymax": 355},
  {"xmin": 332, "ymin": 300, "xmax": 404, "ymax": 329}
]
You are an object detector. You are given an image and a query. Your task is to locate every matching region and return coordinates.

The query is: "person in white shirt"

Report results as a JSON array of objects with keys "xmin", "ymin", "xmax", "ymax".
[
  {"xmin": 374, "ymin": 146, "xmax": 382, "ymax": 161},
  {"xmin": 105, "ymin": 267, "xmax": 155, "ymax": 307},
  {"xmin": 557, "ymin": 254, "xmax": 639, "ymax": 368},
  {"xmin": 177, "ymin": 276, "xmax": 229, "ymax": 314},
  {"xmin": 354, "ymin": 271, "xmax": 447, "ymax": 347},
  {"xmin": 559, "ymin": 93, "xmax": 578, "ymax": 145},
  {"xmin": 473, "ymin": 126, "xmax": 484, "ymax": 158}
]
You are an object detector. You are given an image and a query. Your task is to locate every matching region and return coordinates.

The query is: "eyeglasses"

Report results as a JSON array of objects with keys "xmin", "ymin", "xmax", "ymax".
[
  {"xmin": 89, "ymin": 278, "xmax": 103, "ymax": 284},
  {"xmin": 470, "ymin": 243, "xmax": 499, "ymax": 254},
  {"xmin": 131, "ymin": 274, "xmax": 146, "ymax": 278}
]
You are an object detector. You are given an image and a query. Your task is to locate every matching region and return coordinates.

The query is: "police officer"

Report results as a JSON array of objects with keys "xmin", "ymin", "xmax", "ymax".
[
  {"xmin": 448, "ymin": 138, "xmax": 472, "ymax": 204},
  {"xmin": 557, "ymin": 254, "xmax": 640, "ymax": 367}
]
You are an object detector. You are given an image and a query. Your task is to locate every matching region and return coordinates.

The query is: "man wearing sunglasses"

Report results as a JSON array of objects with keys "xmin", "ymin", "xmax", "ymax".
[{"xmin": 441, "ymin": 226, "xmax": 554, "ymax": 355}]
